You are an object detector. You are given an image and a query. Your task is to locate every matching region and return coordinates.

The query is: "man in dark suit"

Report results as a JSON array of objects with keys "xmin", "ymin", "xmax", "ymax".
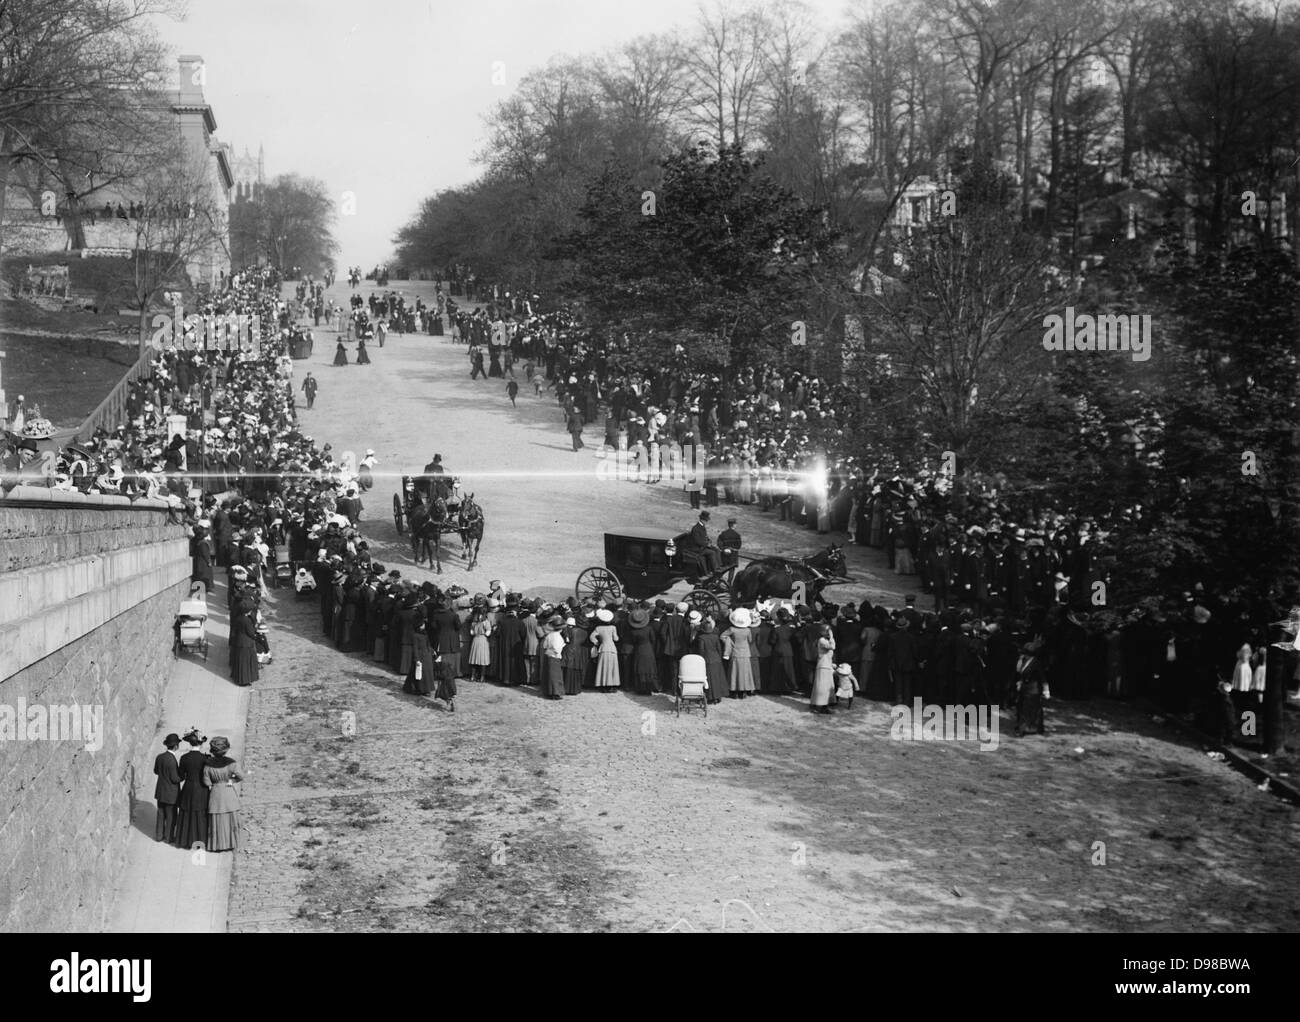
[
  {"xmin": 718, "ymin": 517, "xmax": 742, "ymax": 567},
  {"xmin": 689, "ymin": 510, "xmax": 722, "ymax": 575},
  {"xmin": 888, "ymin": 616, "xmax": 921, "ymax": 703},
  {"xmin": 300, "ymin": 372, "xmax": 318, "ymax": 409},
  {"xmin": 656, "ymin": 601, "xmax": 692, "ymax": 693},
  {"xmin": 153, "ymin": 733, "xmax": 182, "ymax": 843}
]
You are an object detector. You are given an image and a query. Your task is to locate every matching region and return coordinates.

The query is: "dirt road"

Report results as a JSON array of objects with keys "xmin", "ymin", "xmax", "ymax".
[{"xmin": 224, "ymin": 280, "xmax": 1300, "ymax": 932}]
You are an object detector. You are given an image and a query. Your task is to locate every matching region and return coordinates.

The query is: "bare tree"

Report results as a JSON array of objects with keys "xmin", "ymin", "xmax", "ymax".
[
  {"xmin": 0, "ymin": 0, "xmax": 179, "ymax": 254},
  {"xmin": 122, "ymin": 145, "xmax": 229, "ymax": 357},
  {"xmin": 683, "ymin": 0, "xmax": 773, "ymax": 150}
]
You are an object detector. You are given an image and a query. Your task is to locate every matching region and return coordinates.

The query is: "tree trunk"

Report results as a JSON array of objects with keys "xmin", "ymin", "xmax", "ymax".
[{"xmin": 0, "ymin": 131, "xmax": 11, "ymax": 259}]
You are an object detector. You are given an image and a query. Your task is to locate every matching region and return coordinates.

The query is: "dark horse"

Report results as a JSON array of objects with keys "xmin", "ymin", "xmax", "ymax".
[
  {"xmin": 409, "ymin": 495, "xmax": 450, "ymax": 573},
  {"xmin": 732, "ymin": 544, "xmax": 849, "ymax": 607},
  {"xmin": 457, "ymin": 494, "xmax": 484, "ymax": 570}
]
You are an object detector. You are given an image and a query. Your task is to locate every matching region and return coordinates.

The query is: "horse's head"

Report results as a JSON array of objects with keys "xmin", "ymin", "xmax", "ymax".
[{"xmin": 826, "ymin": 543, "xmax": 847, "ymax": 577}]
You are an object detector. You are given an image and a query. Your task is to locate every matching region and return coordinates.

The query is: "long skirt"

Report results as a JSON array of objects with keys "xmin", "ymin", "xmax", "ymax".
[
  {"xmin": 1017, "ymin": 688, "xmax": 1045, "ymax": 734},
  {"xmin": 435, "ymin": 671, "xmax": 457, "ymax": 703},
  {"xmin": 811, "ymin": 663, "xmax": 835, "ymax": 706},
  {"xmin": 231, "ymin": 645, "xmax": 259, "ymax": 687},
  {"xmin": 704, "ymin": 656, "xmax": 728, "ymax": 702},
  {"xmin": 542, "ymin": 657, "xmax": 565, "ymax": 697},
  {"xmin": 768, "ymin": 655, "xmax": 797, "ymax": 694},
  {"xmin": 563, "ymin": 662, "xmax": 585, "ymax": 695},
  {"xmin": 468, "ymin": 635, "xmax": 490, "ymax": 666},
  {"xmin": 174, "ymin": 802, "xmax": 208, "ymax": 849},
  {"xmin": 630, "ymin": 656, "xmax": 658, "ymax": 695},
  {"xmin": 593, "ymin": 650, "xmax": 620, "ymax": 688},
  {"xmin": 208, "ymin": 811, "xmax": 241, "ymax": 852},
  {"xmin": 729, "ymin": 655, "xmax": 757, "ymax": 693},
  {"xmin": 896, "ymin": 548, "xmax": 915, "ymax": 574},
  {"xmin": 404, "ymin": 636, "xmax": 436, "ymax": 695}
]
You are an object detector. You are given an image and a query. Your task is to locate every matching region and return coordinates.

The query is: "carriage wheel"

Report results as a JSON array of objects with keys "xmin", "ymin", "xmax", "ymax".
[
  {"xmin": 576, "ymin": 567, "xmax": 622, "ymax": 605},
  {"xmin": 688, "ymin": 588, "xmax": 724, "ymax": 622},
  {"xmin": 393, "ymin": 494, "xmax": 405, "ymax": 534}
]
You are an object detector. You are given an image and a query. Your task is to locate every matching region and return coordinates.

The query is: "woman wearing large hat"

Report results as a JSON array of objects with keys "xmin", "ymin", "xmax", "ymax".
[
  {"xmin": 541, "ymin": 614, "xmax": 567, "ymax": 699},
  {"xmin": 174, "ymin": 729, "xmax": 209, "ymax": 849},
  {"xmin": 591, "ymin": 608, "xmax": 621, "ymax": 689},
  {"xmin": 626, "ymin": 604, "xmax": 658, "ymax": 695},
  {"xmin": 562, "ymin": 613, "xmax": 588, "ymax": 695},
  {"xmin": 691, "ymin": 615, "xmax": 727, "ymax": 704},
  {"xmin": 203, "ymin": 736, "xmax": 243, "ymax": 852},
  {"xmin": 722, "ymin": 607, "xmax": 759, "ymax": 698}
]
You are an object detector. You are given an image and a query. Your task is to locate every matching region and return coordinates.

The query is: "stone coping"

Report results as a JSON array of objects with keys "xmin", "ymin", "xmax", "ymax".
[{"xmin": 0, "ymin": 484, "xmax": 174, "ymax": 511}]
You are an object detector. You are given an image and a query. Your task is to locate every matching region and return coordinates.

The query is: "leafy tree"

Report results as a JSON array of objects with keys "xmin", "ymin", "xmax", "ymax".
[{"xmin": 556, "ymin": 142, "xmax": 842, "ymax": 372}]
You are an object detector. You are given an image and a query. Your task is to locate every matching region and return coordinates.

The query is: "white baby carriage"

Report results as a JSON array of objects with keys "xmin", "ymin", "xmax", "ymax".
[
  {"xmin": 294, "ymin": 566, "xmax": 317, "ymax": 597},
  {"xmin": 173, "ymin": 598, "xmax": 209, "ymax": 660},
  {"xmin": 676, "ymin": 653, "xmax": 709, "ymax": 717}
]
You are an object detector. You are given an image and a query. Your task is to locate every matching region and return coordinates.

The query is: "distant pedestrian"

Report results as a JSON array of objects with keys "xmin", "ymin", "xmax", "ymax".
[
  {"xmin": 507, "ymin": 379, "xmax": 519, "ymax": 407},
  {"xmin": 301, "ymin": 372, "xmax": 318, "ymax": 409}
]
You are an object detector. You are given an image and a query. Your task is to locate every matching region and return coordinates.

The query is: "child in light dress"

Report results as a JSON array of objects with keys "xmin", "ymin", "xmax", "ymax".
[{"xmin": 833, "ymin": 663, "xmax": 859, "ymax": 709}]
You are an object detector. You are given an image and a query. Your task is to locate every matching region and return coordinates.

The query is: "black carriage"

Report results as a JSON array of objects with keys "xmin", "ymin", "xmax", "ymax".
[
  {"xmin": 575, "ymin": 527, "xmax": 736, "ymax": 620},
  {"xmin": 394, "ymin": 473, "xmax": 464, "ymax": 535},
  {"xmin": 393, "ymin": 475, "xmax": 418, "ymax": 534}
]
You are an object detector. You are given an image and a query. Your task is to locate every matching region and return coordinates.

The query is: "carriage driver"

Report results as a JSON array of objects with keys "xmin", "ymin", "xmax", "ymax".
[
  {"xmin": 689, "ymin": 510, "xmax": 723, "ymax": 575},
  {"xmin": 718, "ymin": 517, "xmax": 742, "ymax": 567}
]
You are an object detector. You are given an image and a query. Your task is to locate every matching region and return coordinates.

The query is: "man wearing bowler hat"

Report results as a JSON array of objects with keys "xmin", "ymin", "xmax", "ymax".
[{"xmin": 153, "ymin": 733, "xmax": 182, "ymax": 843}]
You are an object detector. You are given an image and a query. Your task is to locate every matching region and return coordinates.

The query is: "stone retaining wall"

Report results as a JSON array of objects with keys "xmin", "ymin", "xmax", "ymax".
[{"xmin": 0, "ymin": 487, "xmax": 192, "ymax": 930}]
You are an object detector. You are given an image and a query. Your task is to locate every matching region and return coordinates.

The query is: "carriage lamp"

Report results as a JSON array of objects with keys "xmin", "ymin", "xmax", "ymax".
[{"xmin": 665, "ymin": 538, "xmax": 676, "ymax": 564}]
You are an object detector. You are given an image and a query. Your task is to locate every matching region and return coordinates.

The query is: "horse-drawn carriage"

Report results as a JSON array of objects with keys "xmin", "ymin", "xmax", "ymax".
[
  {"xmin": 393, "ymin": 472, "xmax": 484, "ymax": 572},
  {"xmin": 575, "ymin": 526, "xmax": 850, "ymax": 619}
]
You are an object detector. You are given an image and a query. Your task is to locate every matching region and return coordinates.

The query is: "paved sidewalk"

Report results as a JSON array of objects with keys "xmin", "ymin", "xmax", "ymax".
[{"xmin": 106, "ymin": 578, "xmax": 253, "ymax": 932}]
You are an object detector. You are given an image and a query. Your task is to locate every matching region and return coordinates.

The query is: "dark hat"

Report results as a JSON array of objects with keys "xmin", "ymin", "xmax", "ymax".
[
  {"xmin": 904, "ymin": 595, "xmax": 916, "ymax": 604},
  {"xmin": 698, "ymin": 510, "xmax": 710, "ymax": 521},
  {"xmin": 628, "ymin": 606, "xmax": 651, "ymax": 628},
  {"xmin": 727, "ymin": 517, "xmax": 737, "ymax": 524},
  {"xmin": 163, "ymin": 733, "xmax": 180, "ymax": 748}
]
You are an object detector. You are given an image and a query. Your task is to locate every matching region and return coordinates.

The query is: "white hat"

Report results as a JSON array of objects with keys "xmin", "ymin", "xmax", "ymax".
[
  {"xmin": 675, "ymin": 602, "xmax": 689, "ymax": 613},
  {"xmin": 729, "ymin": 608, "xmax": 750, "ymax": 628},
  {"xmin": 596, "ymin": 608, "xmax": 613, "ymax": 623},
  {"xmin": 688, "ymin": 610, "xmax": 702, "ymax": 625}
]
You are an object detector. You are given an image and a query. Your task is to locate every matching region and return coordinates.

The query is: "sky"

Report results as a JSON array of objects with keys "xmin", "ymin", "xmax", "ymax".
[{"xmin": 154, "ymin": 0, "xmax": 852, "ymax": 267}]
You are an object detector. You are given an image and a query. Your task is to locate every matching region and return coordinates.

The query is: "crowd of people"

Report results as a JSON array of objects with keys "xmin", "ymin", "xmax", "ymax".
[{"xmin": 419, "ymin": 268, "xmax": 1300, "ymax": 738}]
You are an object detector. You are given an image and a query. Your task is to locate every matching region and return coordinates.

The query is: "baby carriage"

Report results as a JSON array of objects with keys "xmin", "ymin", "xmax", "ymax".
[
  {"xmin": 173, "ymin": 598, "xmax": 209, "ymax": 660},
  {"xmin": 294, "ymin": 566, "xmax": 317, "ymax": 598}
]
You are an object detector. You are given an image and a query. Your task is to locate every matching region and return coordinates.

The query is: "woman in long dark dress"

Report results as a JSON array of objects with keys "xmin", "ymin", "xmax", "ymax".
[
  {"xmin": 230, "ymin": 600, "xmax": 259, "ymax": 687},
  {"xmin": 562, "ymin": 615, "xmax": 588, "ymax": 694},
  {"xmin": 626, "ymin": 605, "xmax": 659, "ymax": 695},
  {"xmin": 356, "ymin": 337, "xmax": 371, "ymax": 364},
  {"xmin": 174, "ymin": 730, "xmax": 210, "ymax": 849},
  {"xmin": 768, "ymin": 608, "xmax": 798, "ymax": 694},
  {"xmin": 191, "ymin": 526, "xmax": 215, "ymax": 594},
  {"xmin": 429, "ymin": 597, "xmax": 461, "ymax": 711},
  {"xmin": 333, "ymin": 340, "xmax": 349, "ymax": 366},
  {"xmin": 693, "ymin": 619, "xmax": 728, "ymax": 704},
  {"xmin": 403, "ymin": 617, "xmax": 437, "ymax": 695}
]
